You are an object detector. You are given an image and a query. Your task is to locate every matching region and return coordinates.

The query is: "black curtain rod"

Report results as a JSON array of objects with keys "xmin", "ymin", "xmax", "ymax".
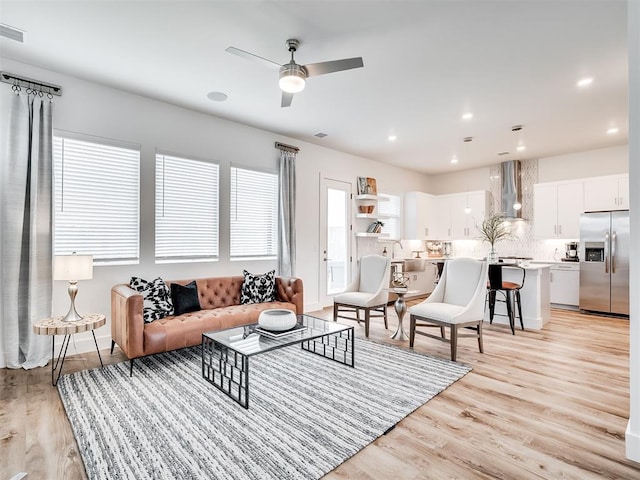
[
  {"xmin": 275, "ymin": 142, "xmax": 299, "ymax": 153},
  {"xmin": 0, "ymin": 71, "xmax": 62, "ymax": 96}
]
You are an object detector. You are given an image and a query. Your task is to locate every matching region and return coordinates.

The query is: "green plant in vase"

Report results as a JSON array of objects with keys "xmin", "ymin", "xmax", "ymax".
[{"xmin": 477, "ymin": 213, "xmax": 515, "ymax": 263}]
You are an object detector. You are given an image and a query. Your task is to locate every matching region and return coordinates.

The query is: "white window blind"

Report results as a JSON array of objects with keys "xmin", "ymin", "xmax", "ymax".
[
  {"xmin": 379, "ymin": 193, "xmax": 401, "ymax": 240},
  {"xmin": 230, "ymin": 167, "xmax": 278, "ymax": 258},
  {"xmin": 155, "ymin": 153, "xmax": 219, "ymax": 262},
  {"xmin": 53, "ymin": 136, "xmax": 140, "ymax": 263}
]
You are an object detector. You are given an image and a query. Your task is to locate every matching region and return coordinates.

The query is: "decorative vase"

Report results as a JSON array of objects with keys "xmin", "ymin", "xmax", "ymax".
[{"xmin": 487, "ymin": 248, "xmax": 499, "ymax": 264}]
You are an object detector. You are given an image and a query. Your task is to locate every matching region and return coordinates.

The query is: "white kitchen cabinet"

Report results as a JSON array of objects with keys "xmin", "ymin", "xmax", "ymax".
[
  {"xmin": 583, "ymin": 174, "xmax": 629, "ymax": 211},
  {"xmin": 435, "ymin": 195, "xmax": 453, "ymax": 240},
  {"xmin": 550, "ymin": 263, "xmax": 580, "ymax": 307},
  {"xmin": 435, "ymin": 191, "xmax": 488, "ymax": 240},
  {"xmin": 403, "ymin": 192, "xmax": 437, "ymax": 240},
  {"xmin": 405, "ymin": 262, "xmax": 436, "ymax": 297},
  {"xmin": 533, "ymin": 181, "xmax": 583, "ymax": 239}
]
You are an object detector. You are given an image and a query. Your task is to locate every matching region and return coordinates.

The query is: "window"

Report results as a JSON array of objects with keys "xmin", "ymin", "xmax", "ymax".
[
  {"xmin": 378, "ymin": 193, "xmax": 401, "ymax": 240},
  {"xmin": 230, "ymin": 166, "xmax": 278, "ymax": 259},
  {"xmin": 155, "ymin": 153, "xmax": 219, "ymax": 262},
  {"xmin": 53, "ymin": 135, "xmax": 139, "ymax": 264}
]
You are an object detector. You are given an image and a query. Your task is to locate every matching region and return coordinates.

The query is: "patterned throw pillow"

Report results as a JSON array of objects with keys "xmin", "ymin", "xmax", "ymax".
[
  {"xmin": 129, "ymin": 277, "xmax": 173, "ymax": 323},
  {"xmin": 240, "ymin": 269, "xmax": 276, "ymax": 304}
]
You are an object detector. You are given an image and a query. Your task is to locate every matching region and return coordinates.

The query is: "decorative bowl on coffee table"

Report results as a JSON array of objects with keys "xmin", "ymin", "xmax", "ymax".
[{"xmin": 258, "ymin": 309, "xmax": 297, "ymax": 331}]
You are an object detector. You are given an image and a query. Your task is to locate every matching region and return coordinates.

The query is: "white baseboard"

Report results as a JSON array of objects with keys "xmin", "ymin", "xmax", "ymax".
[
  {"xmin": 626, "ymin": 421, "xmax": 640, "ymax": 463},
  {"xmin": 304, "ymin": 302, "xmax": 327, "ymax": 314}
]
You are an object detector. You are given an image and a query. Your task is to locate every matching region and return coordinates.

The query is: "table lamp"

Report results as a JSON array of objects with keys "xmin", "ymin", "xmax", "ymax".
[{"xmin": 53, "ymin": 253, "xmax": 93, "ymax": 322}]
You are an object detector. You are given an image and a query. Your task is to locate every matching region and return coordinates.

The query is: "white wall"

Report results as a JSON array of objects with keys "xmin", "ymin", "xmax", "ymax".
[
  {"xmin": 626, "ymin": 0, "xmax": 639, "ymax": 464},
  {"xmin": 427, "ymin": 166, "xmax": 492, "ymax": 195},
  {"xmin": 538, "ymin": 144, "xmax": 628, "ymax": 183},
  {"xmin": 428, "ymin": 144, "xmax": 629, "ymax": 196},
  {"xmin": 0, "ymin": 57, "xmax": 429, "ymax": 354}
]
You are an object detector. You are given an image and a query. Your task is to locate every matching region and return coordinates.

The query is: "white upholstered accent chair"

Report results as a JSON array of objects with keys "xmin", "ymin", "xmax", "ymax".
[
  {"xmin": 333, "ymin": 255, "xmax": 391, "ymax": 337},
  {"xmin": 409, "ymin": 258, "xmax": 488, "ymax": 361}
]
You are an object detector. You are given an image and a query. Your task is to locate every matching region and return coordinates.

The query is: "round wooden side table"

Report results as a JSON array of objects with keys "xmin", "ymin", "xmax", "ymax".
[{"xmin": 33, "ymin": 313, "xmax": 106, "ymax": 386}]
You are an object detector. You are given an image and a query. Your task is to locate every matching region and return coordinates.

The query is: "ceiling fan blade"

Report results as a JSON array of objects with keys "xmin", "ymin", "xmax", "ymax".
[
  {"xmin": 225, "ymin": 46, "xmax": 281, "ymax": 70},
  {"xmin": 281, "ymin": 92, "xmax": 294, "ymax": 108},
  {"xmin": 304, "ymin": 57, "xmax": 364, "ymax": 77}
]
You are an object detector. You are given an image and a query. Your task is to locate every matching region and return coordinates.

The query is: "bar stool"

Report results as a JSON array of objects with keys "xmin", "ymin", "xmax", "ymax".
[{"xmin": 487, "ymin": 263, "xmax": 526, "ymax": 334}]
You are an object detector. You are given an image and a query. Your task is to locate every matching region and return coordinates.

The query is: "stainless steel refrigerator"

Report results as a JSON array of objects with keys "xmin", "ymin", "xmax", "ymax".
[{"xmin": 579, "ymin": 211, "xmax": 629, "ymax": 315}]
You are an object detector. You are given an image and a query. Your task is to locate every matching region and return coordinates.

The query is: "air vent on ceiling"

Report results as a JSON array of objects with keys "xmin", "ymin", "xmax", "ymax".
[
  {"xmin": 0, "ymin": 24, "xmax": 24, "ymax": 43},
  {"xmin": 314, "ymin": 132, "xmax": 328, "ymax": 138}
]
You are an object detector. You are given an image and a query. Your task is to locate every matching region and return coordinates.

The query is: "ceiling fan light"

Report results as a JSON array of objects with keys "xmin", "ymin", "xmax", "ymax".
[
  {"xmin": 279, "ymin": 64, "xmax": 306, "ymax": 93},
  {"xmin": 513, "ymin": 202, "xmax": 522, "ymax": 210}
]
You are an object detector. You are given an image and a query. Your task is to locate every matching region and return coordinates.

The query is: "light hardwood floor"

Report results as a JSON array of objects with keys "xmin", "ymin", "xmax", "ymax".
[{"xmin": 2, "ymin": 305, "xmax": 639, "ymax": 479}]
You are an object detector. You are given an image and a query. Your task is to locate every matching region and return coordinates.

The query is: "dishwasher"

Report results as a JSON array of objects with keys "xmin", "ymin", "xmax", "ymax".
[{"xmin": 550, "ymin": 263, "xmax": 580, "ymax": 308}]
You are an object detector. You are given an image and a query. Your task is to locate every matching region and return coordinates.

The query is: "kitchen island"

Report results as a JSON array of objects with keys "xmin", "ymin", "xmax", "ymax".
[{"xmin": 484, "ymin": 263, "xmax": 551, "ymax": 330}]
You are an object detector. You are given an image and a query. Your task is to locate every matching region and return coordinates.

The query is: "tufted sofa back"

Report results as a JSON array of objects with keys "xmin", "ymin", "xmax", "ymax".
[{"xmin": 165, "ymin": 276, "xmax": 303, "ymax": 313}]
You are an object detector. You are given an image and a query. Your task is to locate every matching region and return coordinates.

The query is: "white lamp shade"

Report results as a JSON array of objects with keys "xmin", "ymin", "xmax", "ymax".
[{"xmin": 53, "ymin": 254, "xmax": 93, "ymax": 281}]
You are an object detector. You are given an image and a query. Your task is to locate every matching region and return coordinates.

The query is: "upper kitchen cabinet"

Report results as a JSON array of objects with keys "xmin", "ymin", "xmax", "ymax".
[
  {"xmin": 583, "ymin": 174, "xmax": 629, "ymax": 211},
  {"xmin": 438, "ymin": 191, "xmax": 489, "ymax": 240},
  {"xmin": 403, "ymin": 192, "xmax": 437, "ymax": 240},
  {"xmin": 533, "ymin": 181, "xmax": 583, "ymax": 239}
]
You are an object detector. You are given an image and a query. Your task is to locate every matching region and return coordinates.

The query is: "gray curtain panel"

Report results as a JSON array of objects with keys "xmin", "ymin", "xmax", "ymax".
[
  {"xmin": 277, "ymin": 149, "xmax": 296, "ymax": 277},
  {"xmin": 0, "ymin": 92, "xmax": 53, "ymax": 369}
]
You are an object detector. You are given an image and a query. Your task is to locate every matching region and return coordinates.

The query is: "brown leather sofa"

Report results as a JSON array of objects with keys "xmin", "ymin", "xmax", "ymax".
[{"xmin": 111, "ymin": 276, "xmax": 303, "ymax": 374}]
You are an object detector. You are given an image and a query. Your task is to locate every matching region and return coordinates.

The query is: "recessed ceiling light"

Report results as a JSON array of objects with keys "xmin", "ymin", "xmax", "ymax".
[
  {"xmin": 207, "ymin": 91, "xmax": 228, "ymax": 102},
  {"xmin": 516, "ymin": 145, "xmax": 526, "ymax": 152},
  {"xmin": 388, "ymin": 135, "xmax": 397, "ymax": 142},
  {"xmin": 607, "ymin": 127, "xmax": 619, "ymax": 135},
  {"xmin": 462, "ymin": 112, "xmax": 473, "ymax": 121},
  {"xmin": 451, "ymin": 156, "xmax": 458, "ymax": 164},
  {"xmin": 577, "ymin": 77, "xmax": 594, "ymax": 88}
]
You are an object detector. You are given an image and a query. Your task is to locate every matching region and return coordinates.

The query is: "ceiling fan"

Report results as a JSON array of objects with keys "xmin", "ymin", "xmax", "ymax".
[{"xmin": 226, "ymin": 39, "xmax": 364, "ymax": 107}]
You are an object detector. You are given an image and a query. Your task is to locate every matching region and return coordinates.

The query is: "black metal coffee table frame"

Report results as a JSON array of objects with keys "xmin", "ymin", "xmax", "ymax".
[{"xmin": 202, "ymin": 316, "xmax": 354, "ymax": 409}]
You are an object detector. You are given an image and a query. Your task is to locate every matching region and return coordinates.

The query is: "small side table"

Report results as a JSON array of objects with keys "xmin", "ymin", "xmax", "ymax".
[
  {"xmin": 33, "ymin": 313, "xmax": 106, "ymax": 386},
  {"xmin": 387, "ymin": 287, "xmax": 418, "ymax": 341}
]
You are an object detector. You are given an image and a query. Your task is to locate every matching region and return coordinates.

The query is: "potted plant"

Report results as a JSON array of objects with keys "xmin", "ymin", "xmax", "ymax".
[{"xmin": 477, "ymin": 213, "xmax": 515, "ymax": 263}]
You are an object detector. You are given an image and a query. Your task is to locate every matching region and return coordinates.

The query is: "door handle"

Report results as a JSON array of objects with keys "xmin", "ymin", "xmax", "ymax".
[
  {"xmin": 612, "ymin": 232, "xmax": 616, "ymax": 273},
  {"xmin": 614, "ymin": 196, "xmax": 618, "ymax": 206},
  {"xmin": 425, "ymin": 227, "xmax": 429, "ymax": 237},
  {"xmin": 605, "ymin": 231, "xmax": 609, "ymax": 274},
  {"xmin": 558, "ymin": 224, "xmax": 562, "ymax": 235},
  {"xmin": 553, "ymin": 224, "xmax": 557, "ymax": 235},
  {"xmin": 619, "ymin": 196, "xmax": 623, "ymax": 207}
]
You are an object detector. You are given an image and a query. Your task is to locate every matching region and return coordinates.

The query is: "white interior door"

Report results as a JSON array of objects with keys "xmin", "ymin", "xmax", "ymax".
[{"xmin": 319, "ymin": 177, "xmax": 352, "ymax": 306}]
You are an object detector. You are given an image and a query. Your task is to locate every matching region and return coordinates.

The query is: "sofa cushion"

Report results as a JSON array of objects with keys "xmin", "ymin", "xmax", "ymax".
[
  {"xmin": 240, "ymin": 269, "xmax": 276, "ymax": 304},
  {"xmin": 129, "ymin": 276, "xmax": 173, "ymax": 323},
  {"xmin": 171, "ymin": 281, "xmax": 201, "ymax": 315}
]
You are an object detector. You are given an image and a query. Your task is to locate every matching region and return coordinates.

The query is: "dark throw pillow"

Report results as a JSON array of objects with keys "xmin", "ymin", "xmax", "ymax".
[
  {"xmin": 241, "ymin": 269, "xmax": 276, "ymax": 304},
  {"xmin": 129, "ymin": 277, "xmax": 173, "ymax": 323},
  {"xmin": 171, "ymin": 281, "xmax": 201, "ymax": 315}
]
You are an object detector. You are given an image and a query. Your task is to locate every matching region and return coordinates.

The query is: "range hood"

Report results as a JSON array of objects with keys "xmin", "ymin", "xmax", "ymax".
[{"xmin": 500, "ymin": 160, "xmax": 522, "ymax": 219}]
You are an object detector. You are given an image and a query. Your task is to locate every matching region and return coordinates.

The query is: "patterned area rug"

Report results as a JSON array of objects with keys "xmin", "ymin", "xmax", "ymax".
[{"xmin": 58, "ymin": 338, "xmax": 470, "ymax": 479}]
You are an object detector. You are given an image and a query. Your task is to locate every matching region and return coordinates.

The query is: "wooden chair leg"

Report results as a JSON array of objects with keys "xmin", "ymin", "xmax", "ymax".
[
  {"xmin": 333, "ymin": 303, "xmax": 338, "ymax": 321},
  {"xmin": 110, "ymin": 339, "xmax": 116, "ymax": 355},
  {"xmin": 356, "ymin": 308, "xmax": 361, "ymax": 324},
  {"xmin": 450, "ymin": 325, "xmax": 458, "ymax": 361},
  {"xmin": 440, "ymin": 326, "xmax": 446, "ymax": 338},
  {"xmin": 409, "ymin": 316, "xmax": 416, "ymax": 348},
  {"xmin": 477, "ymin": 321, "xmax": 484, "ymax": 353},
  {"xmin": 516, "ymin": 290, "xmax": 525, "ymax": 330},
  {"xmin": 129, "ymin": 359, "xmax": 134, "ymax": 377},
  {"xmin": 364, "ymin": 308, "xmax": 370, "ymax": 337}
]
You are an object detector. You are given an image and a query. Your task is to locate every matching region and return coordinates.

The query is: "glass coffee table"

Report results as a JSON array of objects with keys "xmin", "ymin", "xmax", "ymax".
[{"xmin": 202, "ymin": 314, "xmax": 354, "ymax": 408}]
